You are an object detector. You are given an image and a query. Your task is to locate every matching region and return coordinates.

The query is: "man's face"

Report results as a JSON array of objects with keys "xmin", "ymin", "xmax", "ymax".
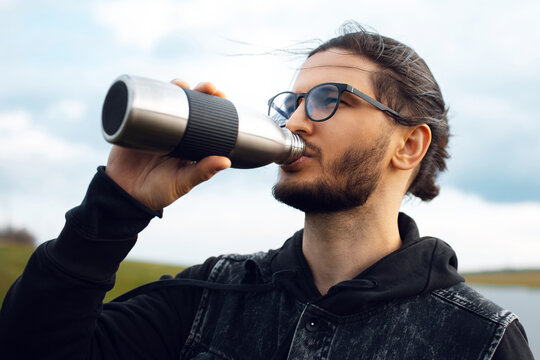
[{"xmin": 272, "ymin": 49, "xmax": 396, "ymax": 213}]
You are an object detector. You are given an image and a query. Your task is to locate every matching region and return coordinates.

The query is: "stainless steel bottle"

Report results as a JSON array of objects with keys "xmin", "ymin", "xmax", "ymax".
[{"xmin": 101, "ymin": 75, "xmax": 305, "ymax": 169}]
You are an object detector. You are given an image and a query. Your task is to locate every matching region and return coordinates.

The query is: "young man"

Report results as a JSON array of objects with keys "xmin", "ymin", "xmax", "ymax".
[{"xmin": 0, "ymin": 25, "xmax": 534, "ymax": 359}]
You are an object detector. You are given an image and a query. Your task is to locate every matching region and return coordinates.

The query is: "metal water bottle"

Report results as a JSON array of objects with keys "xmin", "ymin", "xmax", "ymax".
[{"xmin": 101, "ymin": 75, "xmax": 305, "ymax": 169}]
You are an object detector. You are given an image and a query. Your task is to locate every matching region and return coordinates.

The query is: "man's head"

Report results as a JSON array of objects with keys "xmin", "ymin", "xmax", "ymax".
[{"xmin": 272, "ymin": 24, "xmax": 449, "ymax": 213}]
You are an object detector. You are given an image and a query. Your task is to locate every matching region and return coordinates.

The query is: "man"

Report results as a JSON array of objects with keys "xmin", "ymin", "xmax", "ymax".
[{"xmin": 0, "ymin": 24, "xmax": 534, "ymax": 359}]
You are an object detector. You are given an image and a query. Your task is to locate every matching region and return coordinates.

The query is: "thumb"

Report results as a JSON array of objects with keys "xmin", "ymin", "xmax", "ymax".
[{"xmin": 178, "ymin": 156, "xmax": 231, "ymax": 192}]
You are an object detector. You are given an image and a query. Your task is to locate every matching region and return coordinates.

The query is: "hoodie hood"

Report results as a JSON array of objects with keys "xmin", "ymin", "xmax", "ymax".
[{"xmin": 270, "ymin": 213, "xmax": 464, "ymax": 315}]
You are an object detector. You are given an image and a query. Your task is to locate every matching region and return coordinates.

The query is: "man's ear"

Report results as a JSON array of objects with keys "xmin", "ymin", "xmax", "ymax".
[{"xmin": 392, "ymin": 124, "xmax": 431, "ymax": 170}]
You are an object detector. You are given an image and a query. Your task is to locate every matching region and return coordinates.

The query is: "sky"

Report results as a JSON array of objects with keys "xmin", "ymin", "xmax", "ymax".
[{"xmin": 0, "ymin": 0, "xmax": 539, "ymax": 272}]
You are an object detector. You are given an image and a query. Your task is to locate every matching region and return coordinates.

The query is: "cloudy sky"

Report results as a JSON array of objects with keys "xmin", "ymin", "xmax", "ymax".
[{"xmin": 1, "ymin": 0, "xmax": 539, "ymax": 272}]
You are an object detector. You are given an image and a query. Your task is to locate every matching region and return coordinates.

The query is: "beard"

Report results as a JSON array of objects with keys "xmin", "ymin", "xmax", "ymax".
[{"xmin": 272, "ymin": 135, "xmax": 389, "ymax": 214}]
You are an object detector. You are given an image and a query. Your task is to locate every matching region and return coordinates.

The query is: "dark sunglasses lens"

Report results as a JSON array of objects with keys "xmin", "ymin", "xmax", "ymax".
[
  {"xmin": 306, "ymin": 84, "xmax": 339, "ymax": 121},
  {"xmin": 268, "ymin": 92, "xmax": 296, "ymax": 127}
]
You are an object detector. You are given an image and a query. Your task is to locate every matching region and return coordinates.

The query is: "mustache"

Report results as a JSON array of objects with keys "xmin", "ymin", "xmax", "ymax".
[{"xmin": 301, "ymin": 137, "xmax": 322, "ymax": 158}]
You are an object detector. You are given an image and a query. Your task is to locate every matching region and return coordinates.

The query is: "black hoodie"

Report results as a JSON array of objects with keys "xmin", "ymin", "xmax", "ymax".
[
  {"xmin": 0, "ymin": 167, "xmax": 533, "ymax": 359},
  {"xmin": 270, "ymin": 215, "xmax": 464, "ymax": 316}
]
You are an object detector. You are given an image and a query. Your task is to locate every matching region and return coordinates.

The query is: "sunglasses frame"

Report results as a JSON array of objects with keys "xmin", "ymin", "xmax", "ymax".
[{"xmin": 268, "ymin": 82, "xmax": 406, "ymax": 126}]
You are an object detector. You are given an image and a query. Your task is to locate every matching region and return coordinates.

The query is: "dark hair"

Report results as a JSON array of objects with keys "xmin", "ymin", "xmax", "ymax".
[{"xmin": 308, "ymin": 23, "xmax": 450, "ymax": 201}]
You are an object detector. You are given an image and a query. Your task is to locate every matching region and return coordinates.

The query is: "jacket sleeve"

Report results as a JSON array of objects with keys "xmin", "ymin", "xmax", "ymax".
[
  {"xmin": 0, "ymin": 166, "xmax": 209, "ymax": 360},
  {"xmin": 492, "ymin": 320, "xmax": 535, "ymax": 360}
]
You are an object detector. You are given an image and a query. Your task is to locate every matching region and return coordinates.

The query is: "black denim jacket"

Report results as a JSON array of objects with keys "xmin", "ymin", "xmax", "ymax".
[{"xmin": 177, "ymin": 242, "xmax": 516, "ymax": 359}]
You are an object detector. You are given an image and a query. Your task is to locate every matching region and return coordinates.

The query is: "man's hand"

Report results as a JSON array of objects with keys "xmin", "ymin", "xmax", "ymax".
[{"xmin": 105, "ymin": 80, "xmax": 231, "ymax": 211}]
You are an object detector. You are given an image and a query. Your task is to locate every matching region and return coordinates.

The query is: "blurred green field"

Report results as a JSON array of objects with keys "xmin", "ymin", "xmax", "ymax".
[
  {"xmin": 1, "ymin": 243, "xmax": 539, "ymax": 306},
  {"xmin": 463, "ymin": 270, "xmax": 540, "ymax": 288},
  {"xmin": 0, "ymin": 244, "xmax": 185, "ymax": 304}
]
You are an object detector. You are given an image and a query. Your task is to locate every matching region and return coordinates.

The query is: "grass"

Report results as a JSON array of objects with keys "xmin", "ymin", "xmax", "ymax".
[
  {"xmin": 463, "ymin": 270, "xmax": 540, "ymax": 288},
  {"xmin": 1, "ymin": 243, "xmax": 539, "ymax": 306},
  {"xmin": 0, "ymin": 243, "xmax": 185, "ymax": 304},
  {"xmin": 103, "ymin": 259, "xmax": 185, "ymax": 302},
  {"xmin": 0, "ymin": 243, "xmax": 35, "ymax": 302}
]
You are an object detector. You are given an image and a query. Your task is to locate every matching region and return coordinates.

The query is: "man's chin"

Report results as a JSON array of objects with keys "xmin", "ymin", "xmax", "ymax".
[{"xmin": 272, "ymin": 180, "xmax": 368, "ymax": 214}]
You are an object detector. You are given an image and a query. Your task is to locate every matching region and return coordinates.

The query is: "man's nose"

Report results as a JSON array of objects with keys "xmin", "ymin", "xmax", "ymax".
[{"xmin": 285, "ymin": 101, "xmax": 313, "ymax": 135}]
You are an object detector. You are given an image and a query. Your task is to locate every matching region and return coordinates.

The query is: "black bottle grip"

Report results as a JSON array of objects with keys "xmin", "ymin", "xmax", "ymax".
[{"xmin": 169, "ymin": 88, "xmax": 239, "ymax": 160}]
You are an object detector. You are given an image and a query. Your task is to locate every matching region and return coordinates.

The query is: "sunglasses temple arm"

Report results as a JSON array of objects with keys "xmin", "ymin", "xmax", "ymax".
[{"xmin": 351, "ymin": 88, "xmax": 405, "ymax": 120}]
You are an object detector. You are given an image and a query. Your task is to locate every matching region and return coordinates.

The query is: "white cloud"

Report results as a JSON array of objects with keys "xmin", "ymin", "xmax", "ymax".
[
  {"xmin": 92, "ymin": 0, "xmax": 324, "ymax": 52},
  {"xmin": 0, "ymin": 110, "xmax": 106, "ymax": 247},
  {"xmin": 0, "ymin": 0, "xmax": 14, "ymax": 9},
  {"xmin": 94, "ymin": 0, "xmax": 181, "ymax": 50},
  {"xmin": 366, "ymin": 1, "xmax": 540, "ymax": 74},
  {"xmin": 0, "ymin": 110, "xmax": 96, "ymax": 161},
  {"xmin": 45, "ymin": 99, "xmax": 87, "ymax": 122},
  {"xmin": 401, "ymin": 189, "xmax": 540, "ymax": 272},
  {"xmin": 92, "ymin": 0, "xmax": 540, "ymax": 88}
]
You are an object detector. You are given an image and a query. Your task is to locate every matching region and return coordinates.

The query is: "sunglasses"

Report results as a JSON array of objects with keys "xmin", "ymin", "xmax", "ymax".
[{"xmin": 267, "ymin": 82, "xmax": 406, "ymax": 127}]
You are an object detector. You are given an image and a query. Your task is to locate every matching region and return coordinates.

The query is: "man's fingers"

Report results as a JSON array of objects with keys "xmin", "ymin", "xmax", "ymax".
[
  {"xmin": 171, "ymin": 79, "xmax": 226, "ymax": 98},
  {"xmin": 213, "ymin": 89, "xmax": 226, "ymax": 98},
  {"xmin": 193, "ymin": 82, "xmax": 216, "ymax": 94},
  {"xmin": 171, "ymin": 79, "xmax": 190, "ymax": 89},
  {"xmin": 194, "ymin": 82, "xmax": 226, "ymax": 98}
]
